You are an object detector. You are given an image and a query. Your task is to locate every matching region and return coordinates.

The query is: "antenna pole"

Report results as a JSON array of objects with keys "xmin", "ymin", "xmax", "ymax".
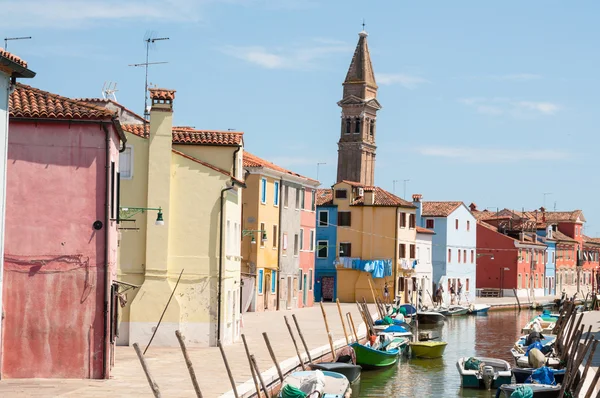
[
  {"xmin": 3, "ymin": 36, "xmax": 32, "ymax": 50},
  {"xmin": 144, "ymin": 39, "xmax": 150, "ymax": 120}
]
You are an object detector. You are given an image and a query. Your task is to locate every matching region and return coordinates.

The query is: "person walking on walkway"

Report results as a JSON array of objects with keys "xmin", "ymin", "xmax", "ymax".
[
  {"xmin": 450, "ymin": 284, "xmax": 456, "ymax": 305},
  {"xmin": 457, "ymin": 281, "xmax": 463, "ymax": 304},
  {"xmin": 384, "ymin": 282, "xmax": 390, "ymax": 304}
]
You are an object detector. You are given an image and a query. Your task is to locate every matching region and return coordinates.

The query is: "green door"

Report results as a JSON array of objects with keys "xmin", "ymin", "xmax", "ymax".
[{"xmin": 303, "ymin": 274, "xmax": 307, "ymax": 306}]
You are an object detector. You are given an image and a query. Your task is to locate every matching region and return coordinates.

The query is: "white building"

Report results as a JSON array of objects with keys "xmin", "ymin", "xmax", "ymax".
[{"xmin": 415, "ymin": 226, "xmax": 434, "ymax": 307}]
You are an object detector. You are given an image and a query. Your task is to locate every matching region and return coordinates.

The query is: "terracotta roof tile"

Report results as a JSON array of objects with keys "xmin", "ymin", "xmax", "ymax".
[
  {"xmin": 243, "ymin": 151, "xmax": 318, "ymax": 184},
  {"xmin": 121, "ymin": 124, "xmax": 244, "ymax": 146},
  {"xmin": 122, "ymin": 124, "xmax": 148, "ymax": 138},
  {"xmin": 552, "ymin": 230, "xmax": 577, "ymax": 244},
  {"xmin": 0, "ymin": 48, "xmax": 27, "ymax": 68},
  {"xmin": 339, "ymin": 180, "xmax": 365, "ymax": 187},
  {"xmin": 352, "ymin": 186, "xmax": 415, "ymax": 207},
  {"xmin": 316, "ymin": 189, "xmax": 333, "ymax": 206},
  {"xmin": 9, "ymin": 83, "xmax": 113, "ymax": 120},
  {"xmin": 543, "ymin": 211, "xmax": 585, "ymax": 223},
  {"xmin": 421, "ymin": 201, "xmax": 463, "ymax": 217},
  {"xmin": 416, "ymin": 226, "xmax": 435, "ymax": 234},
  {"xmin": 149, "ymin": 88, "xmax": 176, "ymax": 101},
  {"xmin": 78, "ymin": 98, "xmax": 146, "ymax": 123}
]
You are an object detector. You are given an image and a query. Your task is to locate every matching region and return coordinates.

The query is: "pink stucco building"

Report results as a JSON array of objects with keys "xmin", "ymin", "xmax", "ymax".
[
  {"xmin": 298, "ymin": 188, "xmax": 317, "ymax": 308},
  {"xmin": 2, "ymin": 84, "xmax": 126, "ymax": 378}
]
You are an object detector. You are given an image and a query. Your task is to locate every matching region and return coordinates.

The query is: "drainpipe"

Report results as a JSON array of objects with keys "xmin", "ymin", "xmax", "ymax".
[
  {"xmin": 276, "ymin": 178, "xmax": 284, "ymax": 310},
  {"xmin": 232, "ymin": 145, "xmax": 241, "ymax": 179},
  {"xmin": 102, "ymin": 124, "xmax": 111, "ymax": 379}
]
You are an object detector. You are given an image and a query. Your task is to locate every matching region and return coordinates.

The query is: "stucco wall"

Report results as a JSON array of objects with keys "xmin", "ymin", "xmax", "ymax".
[
  {"xmin": 415, "ymin": 233, "xmax": 433, "ymax": 305},
  {"xmin": 315, "ymin": 205, "xmax": 337, "ymax": 302},
  {"xmin": 444, "ymin": 205, "xmax": 477, "ymax": 302},
  {"xmin": 0, "ymin": 73, "xmax": 8, "ymax": 358},
  {"xmin": 279, "ymin": 181, "xmax": 301, "ymax": 309},
  {"xmin": 299, "ymin": 187, "xmax": 316, "ymax": 308}
]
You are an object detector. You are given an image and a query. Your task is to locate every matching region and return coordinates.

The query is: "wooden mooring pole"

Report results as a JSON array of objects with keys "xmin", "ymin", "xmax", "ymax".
[
  {"xmin": 263, "ymin": 332, "xmax": 284, "ymax": 383},
  {"xmin": 251, "ymin": 354, "xmax": 271, "ymax": 398},
  {"xmin": 133, "ymin": 343, "xmax": 161, "ymax": 398},
  {"xmin": 292, "ymin": 314, "xmax": 313, "ymax": 363},
  {"xmin": 241, "ymin": 334, "xmax": 261, "ymax": 398},
  {"xmin": 175, "ymin": 331, "xmax": 203, "ymax": 398},
  {"xmin": 284, "ymin": 316, "xmax": 306, "ymax": 370},
  {"xmin": 218, "ymin": 340, "xmax": 239, "ymax": 398},
  {"xmin": 336, "ymin": 299, "xmax": 350, "ymax": 345}
]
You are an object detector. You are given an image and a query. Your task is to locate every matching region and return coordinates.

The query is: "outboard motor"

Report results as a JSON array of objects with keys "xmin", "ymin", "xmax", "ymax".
[{"xmin": 482, "ymin": 366, "xmax": 495, "ymax": 390}]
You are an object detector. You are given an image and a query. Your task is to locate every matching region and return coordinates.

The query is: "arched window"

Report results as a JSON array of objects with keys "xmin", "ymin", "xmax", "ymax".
[
  {"xmin": 518, "ymin": 273, "xmax": 522, "ymax": 289},
  {"xmin": 355, "ymin": 117, "xmax": 361, "ymax": 133},
  {"xmin": 370, "ymin": 119, "xmax": 375, "ymax": 136},
  {"xmin": 345, "ymin": 118, "xmax": 351, "ymax": 134}
]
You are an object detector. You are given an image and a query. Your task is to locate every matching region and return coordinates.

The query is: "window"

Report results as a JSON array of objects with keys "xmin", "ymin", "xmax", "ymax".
[
  {"xmin": 299, "ymin": 229, "xmax": 304, "ymax": 251},
  {"xmin": 458, "ymin": 250, "xmax": 461, "ymax": 263},
  {"xmin": 338, "ymin": 211, "xmax": 352, "ymax": 227},
  {"xmin": 470, "ymin": 250, "xmax": 474, "ymax": 263},
  {"xmin": 295, "ymin": 189, "xmax": 300, "ymax": 209},
  {"xmin": 335, "ymin": 189, "xmax": 347, "ymax": 199},
  {"xmin": 310, "ymin": 230, "xmax": 315, "ymax": 251},
  {"xmin": 399, "ymin": 213, "xmax": 406, "ymax": 228},
  {"xmin": 345, "ymin": 118, "xmax": 351, "ymax": 134},
  {"xmin": 455, "ymin": 219, "xmax": 459, "ymax": 230},
  {"xmin": 284, "ymin": 185, "xmax": 289, "ymax": 208},
  {"xmin": 318, "ymin": 210, "xmax": 329, "ymax": 227},
  {"xmin": 272, "ymin": 225, "xmax": 278, "ymax": 248},
  {"xmin": 370, "ymin": 119, "xmax": 375, "ymax": 137},
  {"xmin": 518, "ymin": 273, "xmax": 522, "ymax": 289},
  {"xmin": 271, "ymin": 270, "xmax": 277, "ymax": 293},
  {"xmin": 339, "ymin": 242, "xmax": 352, "ymax": 257},
  {"xmin": 399, "ymin": 244, "xmax": 406, "ymax": 258},
  {"xmin": 258, "ymin": 269, "xmax": 264, "ymax": 294},
  {"xmin": 273, "ymin": 181, "xmax": 280, "ymax": 206},
  {"xmin": 260, "ymin": 222, "xmax": 266, "ymax": 247},
  {"xmin": 260, "ymin": 178, "xmax": 267, "ymax": 204},
  {"xmin": 526, "ymin": 274, "xmax": 529, "ymax": 288},
  {"xmin": 448, "ymin": 249, "xmax": 452, "ymax": 262},
  {"xmin": 355, "ymin": 117, "xmax": 361, "ymax": 133},
  {"xmin": 426, "ymin": 219, "xmax": 434, "ymax": 229},
  {"xmin": 317, "ymin": 240, "xmax": 328, "ymax": 258},
  {"xmin": 282, "ymin": 233, "xmax": 288, "ymax": 253},
  {"xmin": 309, "ymin": 270, "xmax": 313, "ymax": 291},
  {"xmin": 119, "ymin": 145, "xmax": 133, "ymax": 179},
  {"xmin": 294, "ymin": 234, "xmax": 299, "ymax": 256},
  {"xmin": 299, "ymin": 270, "xmax": 303, "ymax": 290},
  {"xmin": 409, "ymin": 214, "xmax": 416, "ymax": 229},
  {"xmin": 300, "ymin": 189, "xmax": 306, "ymax": 209},
  {"xmin": 467, "ymin": 220, "xmax": 470, "ymax": 231},
  {"xmin": 410, "ymin": 244, "xmax": 416, "ymax": 259},
  {"xmin": 463, "ymin": 250, "xmax": 467, "ymax": 263},
  {"xmin": 552, "ymin": 252, "xmax": 555, "ymax": 263},
  {"xmin": 311, "ymin": 190, "xmax": 316, "ymax": 211}
]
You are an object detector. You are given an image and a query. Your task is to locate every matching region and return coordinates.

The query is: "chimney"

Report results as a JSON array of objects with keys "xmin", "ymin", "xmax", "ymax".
[
  {"xmin": 412, "ymin": 194, "xmax": 422, "ymax": 227},
  {"xmin": 469, "ymin": 202, "xmax": 477, "ymax": 212},
  {"xmin": 540, "ymin": 206, "xmax": 546, "ymax": 223},
  {"xmin": 146, "ymin": 88, "xmax": 176, "ymax": 271},
  {"xmin": 365, "ymin": 189, "xmax": 375, "ymax": 205}
]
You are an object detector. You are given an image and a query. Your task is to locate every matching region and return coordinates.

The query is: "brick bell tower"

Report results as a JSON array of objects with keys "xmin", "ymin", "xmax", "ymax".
[{"xmin": 336, "ymin": 29, "xmax": 381, "ymax": 186}]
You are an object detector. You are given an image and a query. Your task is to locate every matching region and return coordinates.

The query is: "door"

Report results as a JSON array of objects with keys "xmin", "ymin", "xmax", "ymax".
[
  {"xmin": 287, "ymin": 277, "xmax": 293, "ymax": 309},
  {"xmin": 303, "ymin": 274, "xmax": 308, "ymax": 306},
  {"xmin": 321, "ymin": 276, "xmax": 334, "ymax": 302},
  {"xmin": 264, "ymin": 273, "xmax": 271, "ymax": 310}
]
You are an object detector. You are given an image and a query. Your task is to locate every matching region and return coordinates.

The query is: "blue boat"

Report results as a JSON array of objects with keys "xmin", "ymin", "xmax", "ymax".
[
  {"xmin": 399, "ymin": 304, "xmax": 417, "ymax": 316},
  {"xmin": 469, "ymin": 304, "xmax": 491, "ymax": 315}
]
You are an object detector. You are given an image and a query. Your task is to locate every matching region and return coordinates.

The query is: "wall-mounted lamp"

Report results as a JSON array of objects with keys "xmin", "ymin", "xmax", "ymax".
[
  {"xmin": 242, "ymin": 229, "xmax": 266, "ymax": 244},
  {"xmin": 120, "ymin": 206, "xmax": 165, "ymax": 226}
]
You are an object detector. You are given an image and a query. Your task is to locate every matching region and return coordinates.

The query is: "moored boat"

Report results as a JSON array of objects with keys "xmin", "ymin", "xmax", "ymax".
[
  {"xmin": 416, "ymin": 311, "xmax": 446, "ymax": 324},
  {"xmin": 409, "ymin": 341, "xmax": 448, "ymax": 359},
  {"xmin": 447, "ymin": 305, "xmax": 469, "ymax": 316},
  {"xmin": 378, "ymin": 324, "xmax": 413, "ymax": 339},
  {"xmin": 511, "ymin": 367, "xmax": 565, "ymax": 384},
  {"xmin": 278, "ymin": 370, "xmax": 351, "ymax": 398},
  {"xmin": 468, "ymin": 303, "xmax": 491, "ymax": 315},
  {"xmin": 456, "ymin": 357, "xmax": 511, "ymax": 389},
  {"xmin": 308, "ymin": 362, "xmax": 362, "ymax": 384},
  {"xmin": 521, "ymin": 316, "xmax": 556, "ymax": 335},
  {"xmin": 496, "ymin": 383, "xmax": 561, "ymax": 398},
  {"xmin": 350, "ymin": 342, "xmax": 399, "ymax": 369}
]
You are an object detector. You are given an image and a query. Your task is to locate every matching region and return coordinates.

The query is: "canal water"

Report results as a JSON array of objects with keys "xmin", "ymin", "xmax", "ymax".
[{"xmin": 354, "ymin": 309, "xmax": 538, "ymax": 397}]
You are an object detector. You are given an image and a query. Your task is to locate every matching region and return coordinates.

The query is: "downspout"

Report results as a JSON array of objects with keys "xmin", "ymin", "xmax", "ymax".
[
  {"xmin": 232, "ymin": 145, "xmax": 241, "ymax": 179},
  {"xmin": 276, "ymin": 178, "xmax": 284, "ymax": 310},
  {"xmin": 101, "ymin": 124, "xmax": 111, "ymax": 379}
]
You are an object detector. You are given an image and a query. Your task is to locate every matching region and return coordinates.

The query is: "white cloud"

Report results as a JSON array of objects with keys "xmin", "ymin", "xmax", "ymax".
[
  {"xmin": 459, "ymin": 97, "xmax": 561, "ymax": 117},
  {"xmin": 377, "ymin": 73, "xmax": 430, "ymax": 89},
  {"xmin": 220, "ymin": 40, "xmax": 352, "ymax": 70},
  {"xmin": 418, "ymin": 146, "xmax": 570, "ymax": 163}
]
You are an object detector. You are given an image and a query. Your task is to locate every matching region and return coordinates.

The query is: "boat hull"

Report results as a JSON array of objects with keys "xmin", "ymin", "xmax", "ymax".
[
  {"xmin": 308, "ymin": 362, "xmax": 362, "ymax": 384},
  {"xmin": 498, "ymin": 384, "xmax": 561, "ymax": 398},
  {"xmin": 416, "ymin": 312, "xmax": 446, "ymax": 324},
  {"xmin": 460, "ymin": 374, "xmax": 512, "ymax": 389},
  {"xmin": 278, "ymin": 370, "xmax": 351, "ymax": 398},
  {"xmin": 456, "ymin": 357, "xmax": 512, "ymax": 389},
  {"xmin": 409, "ymin": 341, "xmax": 447, "ymax": 358},
  {"xmin": 350, "ymin": 342, "xmax": 399, "ymax": 369},
  {"xmin": 511, "ymin": 367, "xmax": 565, "ymax": 384}
]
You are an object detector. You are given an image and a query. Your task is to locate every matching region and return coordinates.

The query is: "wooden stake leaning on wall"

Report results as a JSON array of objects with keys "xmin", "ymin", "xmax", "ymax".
[
  {"xmin": 133, "ymin": 343, "xmax": 161, "ymax": 398},
  {"xmin": 583, "ymin": 346, "xmax": 600, "ymax": 398},
  {"xmin": 218, "ymin": 340, "xmax": 239, "ymax": 398},
  {"xmin": 336, "ymin": 299, "xmax": 350, "ymax": 345},
  {"xmin": 292, "ymin": 314, "xmax": 313, "ymax": 363},
  {"xmin": 356, "ymin": 301, "xmax": 370, "ymax": 339},
  {"xmin": 175, "ymin": 331, "xmax": 203, "ymax": 398},
  {"xmin": 367, "ymin": 277, "xmax": 384, "ymax": 319},
  {"xmin": 284, "ymin": 316, "xmax": 306, "ymax": 370},
  {"xmin": 558, "ymin": 328, "xmax": 584, "ymax": 398},
  {"xmin": 574, "ymin": 339, "xmax": 598, "ymax": 397},
  {"xmin": 251, "ymin": 354, "xmax": 271, "ymax": 398},
  {"xmin": 559, "ymin": 330, "xmax": 593, "ymax": 398},
  {"xmin": 263, "ymin": 332, "xmax": 284, "ymax": 383},
  {"xmin": 319, "ymin": 302, "xmax": 337, "ymax": 360},
  {"xmin": 362, "ymin": 298, "xmax": 376, "ymax": 332},
  {"xmin": 241, "ymin": 334, "xmax": 261, "ymax": 398},
  {"xmin": 347, "ymin": 312, "xmax": 359, "ymax": 343}
]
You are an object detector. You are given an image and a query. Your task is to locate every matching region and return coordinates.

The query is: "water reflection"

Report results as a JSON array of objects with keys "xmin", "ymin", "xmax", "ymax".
[{"xmin": 356, "ymin": 310, "xmax": 537, "ymax": 397}]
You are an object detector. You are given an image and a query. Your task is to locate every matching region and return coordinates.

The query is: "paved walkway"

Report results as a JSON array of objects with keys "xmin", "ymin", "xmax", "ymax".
[{"xmin": 0, "ymin": 303, "xmax": 373, "ymax": 397}]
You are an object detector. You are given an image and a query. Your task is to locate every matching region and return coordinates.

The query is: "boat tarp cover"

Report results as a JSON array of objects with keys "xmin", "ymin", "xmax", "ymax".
[
  {"xmin": 527, "ymin": 367, "xmax": 555, "ymax": 385},
  {"xmin": 281, "ymin": 385, "xmax": 307, "ymax": 398},
  {"xmin": 524, "ymin": 341, "xmax": 544, "ymax": 356},
  {"xmin": 382, "ymin": 325, "xmax": 408, "ymax": 333},
  {"xmin": 464, "ymin": 357, "xmax": 482, "ymax": 371},
  {"xmin": 510, "ymin": 385, "xmax": 533, "ymax": 398}
]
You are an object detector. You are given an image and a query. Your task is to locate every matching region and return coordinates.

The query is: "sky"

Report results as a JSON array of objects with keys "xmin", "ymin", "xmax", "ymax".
[{"xmin": 4, "ymin": 1, "xmax": 600, "ymax": 234}]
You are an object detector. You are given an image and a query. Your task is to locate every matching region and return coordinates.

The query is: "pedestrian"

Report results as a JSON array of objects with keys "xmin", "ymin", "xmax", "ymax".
[
  {"xmin": 383, "ymin": 282, "xmax": 390, "ymax": 304},
  {"xmin": 436, "ymin": 286, "xmax": 443, "ymax": 307},
  {"xmin": 457, "ymin": 281, "xmax": 463, "ymax": 304},
  {"xmin": 450, "ymin": 284, "xmax": 456, "ymax": 305}
]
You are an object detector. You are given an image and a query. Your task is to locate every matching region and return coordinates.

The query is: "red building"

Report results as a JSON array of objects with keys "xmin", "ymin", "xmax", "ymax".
[{"xmin": 2, "ymin": 84, "xmax": 126, "ymax": 378}]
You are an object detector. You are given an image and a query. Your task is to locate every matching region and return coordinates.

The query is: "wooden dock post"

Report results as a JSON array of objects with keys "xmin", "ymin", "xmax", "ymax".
[
  {"xmin": 319, "ymin": 302, "xmax": 337, "ymax": 360},
  {"xmin": 292, "ymin": 314, "xmax": 313, "ymax": 363},
  {"xmin": 218, "ymin": 340, "xmax": 239, "ymax": 398},
  {"xmin": 574, "ymin": 339, "xmax": 598, "ymax": 397},
  {"xmin": 175, "ymin": 331, "xmax": 203, "ymax": 398},
  {"xmin": 251, "ymin": 354, "xmax": 271, "ymax": 398},
  {"xmin": 133, "ymin": 343, "xmax": 161, "ymax": 398},
  {"xmin": 347, "ymin": 312, "xmax": 359, "ymax": 343},
  {"xmin": 241, "ymin": 334, "xmax": 261, "ymax": 398},
  {"xmin": 336, "ymin": 299, "xmax": 350, "ymax": 345},
  {"xmin": 263, "ymin": 332, "xmax": 284, "ymax": 383},
  {"xmin": 284, "ymin": 316, "xmax": 306, "ymax": 370},
  {"xmin": 512, "ymin": 288, "xmax": 521, "ymax": 311}
]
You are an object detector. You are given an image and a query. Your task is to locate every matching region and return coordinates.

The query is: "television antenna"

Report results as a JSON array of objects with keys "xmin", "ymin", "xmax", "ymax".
[
  {"xmin": 102, "ymin": 82, "xmax": 118, "ymax": 102},
  {"xmin": 4, "ymin": 36, "xmax": 31, "ymax": 50},
  {"xmin": 128, "ymin": 31, "xmax": 169, "ymax": 120}
]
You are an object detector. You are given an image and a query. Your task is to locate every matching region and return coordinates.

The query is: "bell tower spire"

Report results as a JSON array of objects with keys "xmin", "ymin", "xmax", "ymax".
[{"xmin": 336, "ymin": 29, "xmax": 381, "ymax": 186}]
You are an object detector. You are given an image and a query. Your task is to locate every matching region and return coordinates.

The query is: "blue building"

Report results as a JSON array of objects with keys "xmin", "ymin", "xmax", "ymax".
[
  {"xmin": 537, "ymin": 225, "xmax": 557, "ymax": 296},
  {"xmin": 314, "ymin": 190, "xmax": 338, "ymax": 302},
  {"xmin": 413, "ymin": 195, "xmax": 478, "ymax": 303}
]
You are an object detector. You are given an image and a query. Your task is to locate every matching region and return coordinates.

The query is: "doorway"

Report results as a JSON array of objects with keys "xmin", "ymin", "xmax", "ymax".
[
  {"xmin": 287, "ymin": 276, "xmax": 293, "ymax": 309},
  {"xmin": 264, "ymin": 273, "xmax": 271, "ymax": 310},
  {"xmin": 303, "ymin": 274, "xmax": 308, "ymax": 306},
  {"xmin": 321, "ymin": 276, "xmax": 334, "ymax": 302}
]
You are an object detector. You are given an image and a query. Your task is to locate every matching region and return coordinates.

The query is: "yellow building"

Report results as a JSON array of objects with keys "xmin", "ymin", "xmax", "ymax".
[
  {"xmin": 116, "ymin": 89, "xmax": 245, "ymax": 347},
  {"xmin": 330, "ymin": 181, "xmax": 417, "ymax": 303}
]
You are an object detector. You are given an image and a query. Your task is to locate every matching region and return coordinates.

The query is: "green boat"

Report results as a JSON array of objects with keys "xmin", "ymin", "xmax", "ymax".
[{"xmin": 350, "ymin": 342, "xmax": 399, "ymax": 369}]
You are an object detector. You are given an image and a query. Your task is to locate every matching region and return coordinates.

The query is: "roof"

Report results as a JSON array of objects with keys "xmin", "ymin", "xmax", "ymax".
[
  {"xmin": 149, "ymin": 88, "xmax": 176, "ymax": 101},
  {"xmin": 352, "ymin": 186, "xmax": 415, "ymax": 207},
  {"xmin": 480, "ymin": 222, "xmax": 546, "ymax": 247},
  {"xmin": 421, "ymin": 201, "xmax": 463, "ymax": 217},
  {"xmin": 316, "ymin": 189, "xmax": 333, "ymax": 206},
  {"xmin": 243, "ymin": 151, "xmax": 319, "ymax": 184},
  {"xmin": 552, "ymin": 230, "xmax": 577, "ymax": 244},
  {"xmin": 0, "ymin": 48, "xmax": 27, "ymax": 68},
  {"xmin": 10, "ymin": 83, "xmax": 114, "ymax": 120},
  {"xmin": 78, "ymin": 98, "xmax": 146, "ymax": 123},
  {"xmin": 121, "ymin": 124, "xmax": 244, "ymax": 146},
  {"xmin": 583, "ymin": 235, "xmax": 600, "ymax": 246},
  {"xmin": 172, "ymin": 149, "xmax": 244, "ymax": 185},
  {"xmin": 543, "ymin": 211, "xmax": 586, "ymax": 223},
  {"xmin": 416, "ymin": 226, "xmax": 435, "ymax": 235},
  {"xmin": 344, "ymin": 31, "xmax": 377, "ymax": 89},
  {"xmin": 339, "ymin": 180, "xmax": 366, "ymax": 187}
]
